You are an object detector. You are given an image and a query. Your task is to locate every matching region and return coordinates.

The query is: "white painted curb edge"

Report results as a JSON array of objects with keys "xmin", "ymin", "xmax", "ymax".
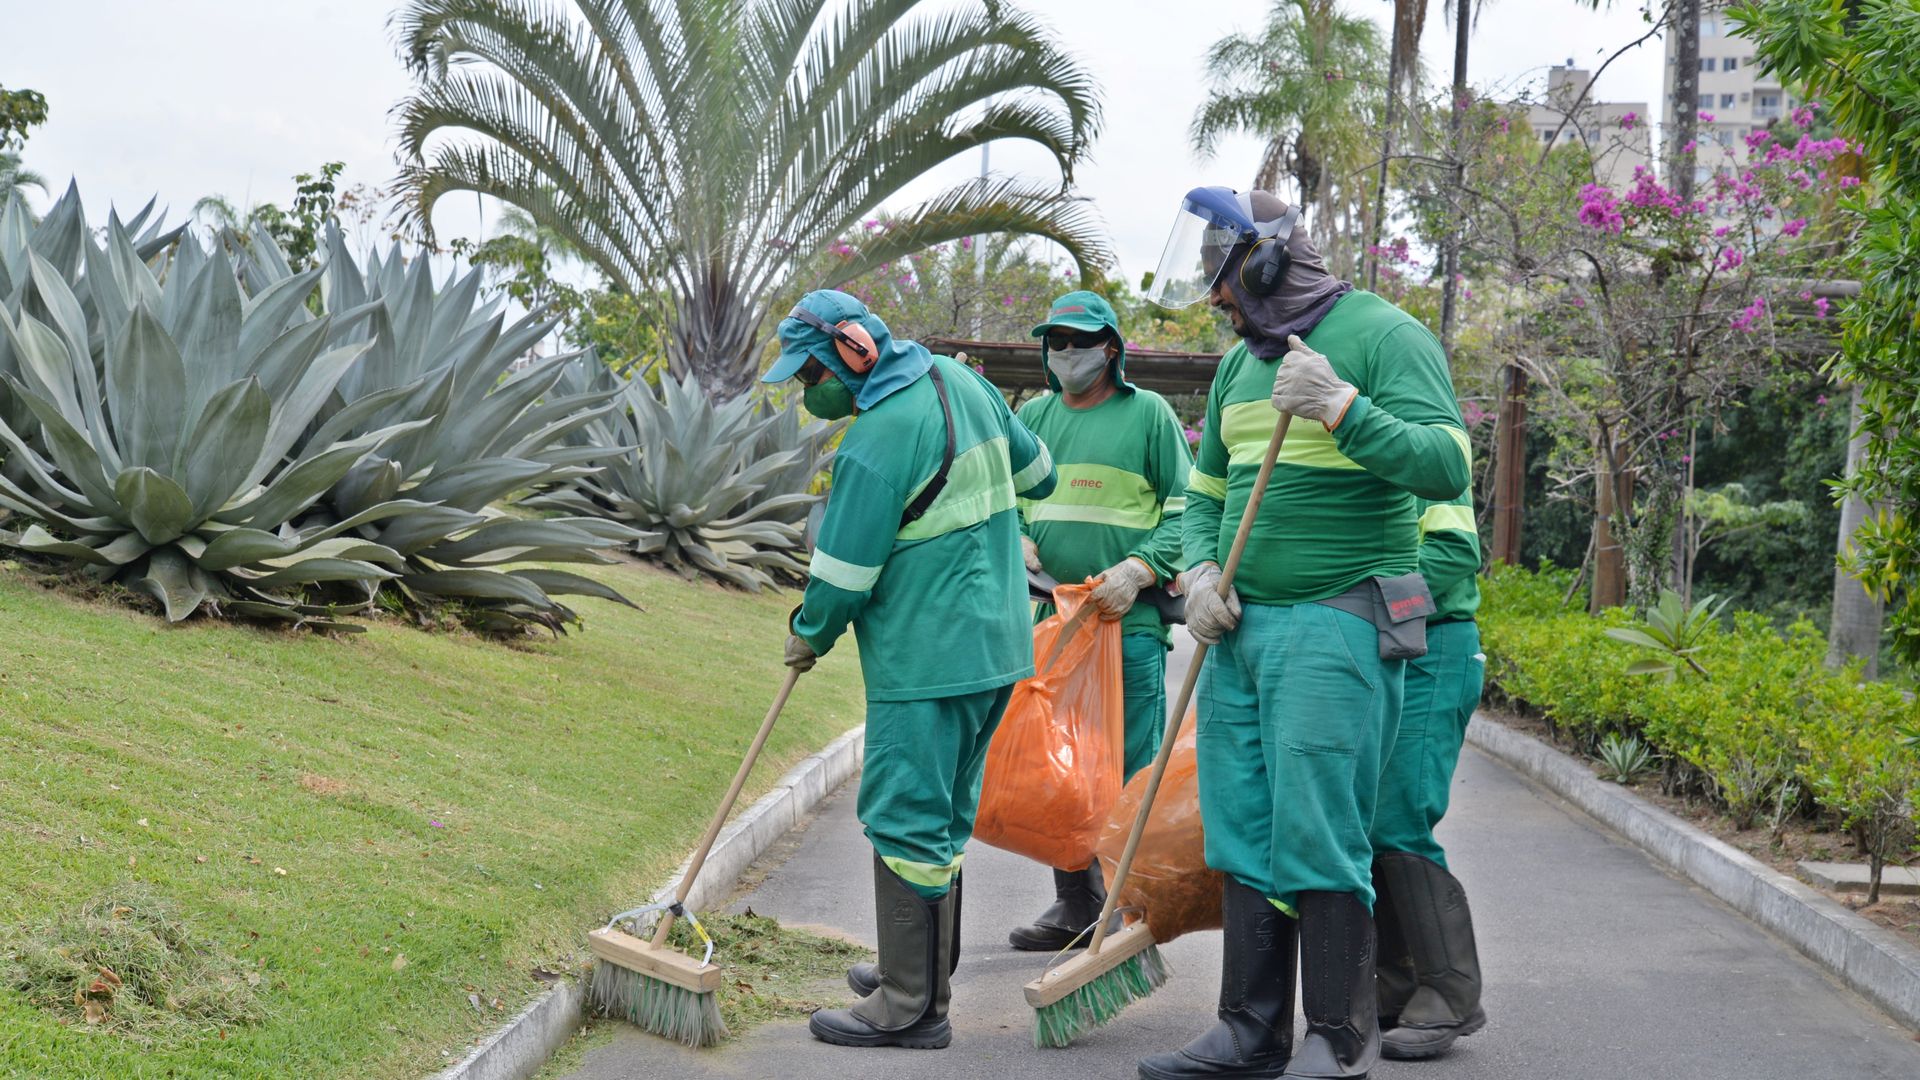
[
  {"xmin": 1467, "ymin": 713, "xmax": 1920, "ymax": 1031},
  {"xmin": 432, "ymin": 724, "xmax": 867, "ymax": 1080}
]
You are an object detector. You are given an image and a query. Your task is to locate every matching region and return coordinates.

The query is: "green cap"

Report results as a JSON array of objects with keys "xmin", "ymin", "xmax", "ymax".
[{"xmin": 1029, "ymin": 290, "xmax": 1133, "ymax": 394}]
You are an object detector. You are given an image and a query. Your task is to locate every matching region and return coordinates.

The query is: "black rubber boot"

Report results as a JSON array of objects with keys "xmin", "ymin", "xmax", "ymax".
[
  {"xmin": 810, "ymin": 855, "xmax": 953, "ymax": 1049},
  {"xmin": 1008, "ymin": 865, "xmax": 1109, "ymax": 951},
  {"xmin": 847, "ymin": 871, "xmax": 960, "ymax": 997},
  {"xmin": 1281, "ymin": 890, "xmax": 1379, "ymax": 1079},
  {"xmin": 1374, "ymin": 852, "xmax": 1486, "ymax": 1060},
  {"xmin": 1371, "ymin": 861, "xmax": 1416, "ymax": 1031},
  {"xmin": 1136, "ymin": 877, "xmax": 1295, "ymax": 1080}
]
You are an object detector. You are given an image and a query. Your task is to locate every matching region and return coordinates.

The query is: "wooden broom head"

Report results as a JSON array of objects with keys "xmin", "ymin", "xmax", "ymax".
[
  {"xmin": 588, "ymin": 926, "xmax": 724, "ymax": 993},
  {"xmin": 1022, "ymin": 922, "xmax": 1157, "ymax": 1007}
]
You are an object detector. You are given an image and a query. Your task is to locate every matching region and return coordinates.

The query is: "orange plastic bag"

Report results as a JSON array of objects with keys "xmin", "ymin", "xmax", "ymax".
[
  {"xmin": 973, "ymin": 583, "xmax": 1126, "ymax": 871},
  {"xmin": 1095, "ymin": 706, "xmax": 1224, "ymax": 943}
]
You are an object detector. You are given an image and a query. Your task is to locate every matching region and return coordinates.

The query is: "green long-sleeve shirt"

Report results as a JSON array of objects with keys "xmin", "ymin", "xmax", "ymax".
[
  {"xmin": 1417, "ymin": 487, "xmax": 1482, "ymax": 623},
  {"xmin": 796, "ymin": 354, "xmax": 1058, "ymax": 701},
  {"xmin": 1015, "ymin": 387, "xmax": 1192, "ymax": 645},
  {"xmin": 1182, "ymin": 291, "xmax": 1470, "ymax": 606}
]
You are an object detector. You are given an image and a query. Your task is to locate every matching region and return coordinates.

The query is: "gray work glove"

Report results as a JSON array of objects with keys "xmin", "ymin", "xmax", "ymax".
[
  {"xmin": 1271, "ymin": 334, "xmax": 1359, "ymax": 430},
  {"xmin": 783, "ymin": 633, "xmax": 817, "ymax": 673},
  {"xmin": 1090, "ymin": 556, "xmax": 1156, "ymax": 620},
  {"xmin": 1021, "ymin": 534, "xmax": 1044, "ymax": 574},
  {"xmin": 1179, "ymin": 562, "xmax": 1241, "ymax": 646}
]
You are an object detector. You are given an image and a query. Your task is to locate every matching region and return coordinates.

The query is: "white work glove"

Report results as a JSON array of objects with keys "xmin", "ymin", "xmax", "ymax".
[
  {"xmin": 1089, "ymin": 557, "xmax": 1157, "ymax": 620},
  {"xmin": 1271, "ymin": 334, "xmax": 1360, "ymax": 430},
  {"xmin": 1179, "ymin": 562, "xmax": 1242, "ymax": 646},
  {"xmin": 1021, "ymin": 534, "xmax": 1044, "ymax": 574},
  {"xmin": 783, "ymin": 634, "xmax": 817, "ymax": 672}
]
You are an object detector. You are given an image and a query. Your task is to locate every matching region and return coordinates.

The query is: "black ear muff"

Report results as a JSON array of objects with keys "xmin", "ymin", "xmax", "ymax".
[{"xmin": 1239, "ymin": 204, "xmax": 1303, "ymax": 298}]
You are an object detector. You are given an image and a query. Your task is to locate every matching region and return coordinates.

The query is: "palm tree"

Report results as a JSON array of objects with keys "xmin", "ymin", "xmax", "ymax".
[
  {"xmin": 1191, "ymin": 0, "xmax": 1387, "ymax": 280},
  {"xmin": 1366, "ymin": 0, "xmax": 1428, "ymax": 291},
  {"xmin": 391, "ymin": 0, "xmax": 1108, "ymax": 399},
  {"xmin": 1, "ymin": 149, "xmax": 45, "ymax": 206}
]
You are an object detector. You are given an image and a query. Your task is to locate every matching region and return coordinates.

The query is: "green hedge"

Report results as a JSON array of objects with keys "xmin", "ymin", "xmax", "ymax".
[{"xmin": 1479, "ymin": 565, "xmax": 1918, "ymax": 867}]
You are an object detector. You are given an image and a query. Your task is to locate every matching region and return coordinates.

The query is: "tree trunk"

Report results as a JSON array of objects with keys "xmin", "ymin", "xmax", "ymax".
[
  {"xmin": 1438, "ymin": 0, "xmax": 1471, "ymax": 352},
  {"xmin": 1827, "ymin": 383, "xmax": 1884, "ymax": 675},
  {"xmin": 1670, "ymin": 0, "xmax": 1701, "ymax": 201},
  {"xmin": 1592, "ymin": 429, "xmax": 1628, "ymax": 612},
  {"xmin": 1489, "ymin": 363, "xmax": 1528, "ymax": 565},
  {"xmin": 1367, "ymin": 21, "xmax": 1406, "ymax": 292}
]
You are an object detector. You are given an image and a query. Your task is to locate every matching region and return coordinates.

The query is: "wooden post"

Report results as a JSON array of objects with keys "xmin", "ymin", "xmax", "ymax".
[{"xmin": 1489, "ymin": 363, "xmax": 1529, "ymax": 565}]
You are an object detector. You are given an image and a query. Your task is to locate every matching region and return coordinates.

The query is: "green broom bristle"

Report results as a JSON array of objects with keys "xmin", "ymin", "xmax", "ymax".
[
  {"xmin": 1031, "ymin": 944, "xmax": 1168, "ymax": 1048},
  {"xmin": 591, "ymin": 961, "xmax": 728, "ymax": 1047}
]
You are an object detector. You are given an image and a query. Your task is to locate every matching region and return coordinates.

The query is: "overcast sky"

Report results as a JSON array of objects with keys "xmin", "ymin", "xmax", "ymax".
[{"xmin": 4, "ymin": 0, "xmax": 1671, "ymax": 281}]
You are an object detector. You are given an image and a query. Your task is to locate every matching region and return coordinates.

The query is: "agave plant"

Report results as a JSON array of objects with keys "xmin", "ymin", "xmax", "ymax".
[
  {"xmin": 0, "ymin": 220, "xmax": 423, "ymax": 629},
  {"xmin": 522, "ymin": 361, "xmax": 838, "ymax": 590},
  {"xmin": 226, "ymin": 224, "xmax": 647, "ymax": 632}
]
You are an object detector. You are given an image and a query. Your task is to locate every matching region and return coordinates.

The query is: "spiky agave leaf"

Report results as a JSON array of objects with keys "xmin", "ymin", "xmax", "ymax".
[
  {"xmin": 235, "ymin": 225, "xmax": 644, "ymax": 632},
  {"xmin": 519, "ymin": 360, "xmax": 828, "ymax": 590},
  {"xmin": 0, "ymin": 228, "xmax": 418, "ymax": 625}
]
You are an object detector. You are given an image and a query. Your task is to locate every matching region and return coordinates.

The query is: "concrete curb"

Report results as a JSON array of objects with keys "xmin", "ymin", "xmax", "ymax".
[
  {"xmin": 433, "ymin": 724, "xmax": 867, "ymax": 1080},
  {"xmin": 1467, "ymin": 713, "xmax": 1920, "ymax": 1031}
]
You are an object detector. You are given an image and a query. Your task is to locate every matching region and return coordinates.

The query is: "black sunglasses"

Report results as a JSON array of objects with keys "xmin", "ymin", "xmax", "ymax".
[{"xmin": 1046, "ymin": 329, "xmax": 1111, "ymax": 350}]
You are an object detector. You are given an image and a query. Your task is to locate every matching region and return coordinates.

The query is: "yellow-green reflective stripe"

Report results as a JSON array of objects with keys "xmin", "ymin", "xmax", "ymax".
[
  {"xmin": 1187, "ymin": 470, "xmax": 1228, "ymax": 501},
  {"xmin": 882, "ymin": 853, "xmax": 964, "ymax": 889},
  {"xmin": 898, "ymin": 437, "xmax": 1015, "ymax": 541},
  {"xmin": 809, "ymin": 548, "xmax": 882, "ymax": 592},
  {"xmin": 1222, "ymin": 401, "xmax": 1360, "ymax": 470},
  {"xmin": 1162, "ymin": 496, "xmax": 1187, "ymax": 514},
  {"xmin": 1267, "ymin": 897, "xmax": 1299, "ymax": 918},
  {"xmin": 1011, "ymin": 439, "xmax": 1054, "ymax": 493},
  {"xmin": 1025, "ymin": 502, "xmax": 1162, "ymax": 529},
  {"xmin": 1419, "ymin": 503, "xmax": 1477, "ymax": 537},
  {"xmin": 1437, "ymin": 423, "xmax": 1471, "ymax": 469}
]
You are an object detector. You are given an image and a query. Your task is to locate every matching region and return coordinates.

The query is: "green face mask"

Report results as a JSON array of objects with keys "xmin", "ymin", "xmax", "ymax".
[{"xmin": 803, "ymin": 373, "xmax": 856, "ymax": 419}]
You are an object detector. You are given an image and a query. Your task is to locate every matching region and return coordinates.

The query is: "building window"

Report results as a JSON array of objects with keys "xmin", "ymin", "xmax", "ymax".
[
  {"xmin": 1701, "ymin": 16, "xmax": 1719, "ymax": 36},
  {"xmin": 1756, "ymin": 92, "xmax": 1782, "ymax": 120},
  {"xmin": 1694, "ymin": 165, "xmax": 1711, "ymax": 184},
  {"xmin": 1699, "ymin": 93, "xmax": 1714, "ymax": 109},
  {"xmin": 1717, "ymin": 130, "xmax": 1734, "ymax": 148},
  {"xmin": 1740, "ymin": 91, "xmax": 1751, "ymax": 103},
  {"xmin": 1541, "ymin": 128, "xmax": 1555, "ymax": 142},
  {"xmin": 1699, "ymin": 57, "xmax": 1715, "ymax": 73},
  {"xmin": 1721, "ymin": 93, "xmax": 1736, "ymax": 109},
  {"xmin": 1722, "ymin": 57, "xmax": 1739, "ymax": 72}
]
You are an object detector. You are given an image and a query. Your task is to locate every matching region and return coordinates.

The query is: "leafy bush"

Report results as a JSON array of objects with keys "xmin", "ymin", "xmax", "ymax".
[
  {"xmin": 522, "ymin": 361, "xmax": 840, "ymax": 591},
  {"xmin": 1482, "ymin": 564, "xmax": 1920, "ymax": 897}
]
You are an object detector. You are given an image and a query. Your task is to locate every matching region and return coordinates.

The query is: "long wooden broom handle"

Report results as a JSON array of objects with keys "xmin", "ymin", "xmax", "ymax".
[
  {"xmin": 650, "ymin": 665, "xmax": 804, "ymax": 948},
  {"xmin": 1087, "ymin": 414, "xmax": 1291, "ymax": 956}
]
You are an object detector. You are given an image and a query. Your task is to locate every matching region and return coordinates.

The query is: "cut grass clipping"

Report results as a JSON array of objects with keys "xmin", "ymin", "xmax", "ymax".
[
  {"xmin": 3, "ymin": 886, "xmax": 263, "ymax": 1039},
  {"xmin": 592, "ymin": 910, "xmax": 869, "ymax": 1044}
]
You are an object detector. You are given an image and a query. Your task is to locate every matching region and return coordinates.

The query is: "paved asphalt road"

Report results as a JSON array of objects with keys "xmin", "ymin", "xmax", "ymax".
[{"xmin": 563, "ymin": 633, "xmax": 1920, "ymax": 1080}]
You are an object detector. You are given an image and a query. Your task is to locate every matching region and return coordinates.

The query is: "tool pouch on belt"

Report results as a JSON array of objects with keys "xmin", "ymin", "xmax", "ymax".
[{"xmin": 1313, "ymin": 572, "xmax": 1436, "ymax": 660}]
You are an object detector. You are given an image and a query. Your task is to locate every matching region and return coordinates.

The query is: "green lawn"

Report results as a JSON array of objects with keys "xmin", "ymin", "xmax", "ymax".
[{"xmin": 0, "ymin": 560, "xmax": 866, "ymax": 1079}]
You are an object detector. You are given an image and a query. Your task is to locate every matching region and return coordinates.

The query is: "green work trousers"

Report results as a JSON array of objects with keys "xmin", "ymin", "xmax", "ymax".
[
  {"xmin": 1121, "ymin": 632, "xmax": 1167, "ymax": 782},
  {"xmin": 1369, "ymin": 620, "xmax": 1484, "ymax": 868},
  {"xmin": 857, "ymin": 684, "xmax": 1016, "ymax": 900},
  {"xmin": 1195, "ymin": 601, "xmax": 1403, "ymax": 912}
]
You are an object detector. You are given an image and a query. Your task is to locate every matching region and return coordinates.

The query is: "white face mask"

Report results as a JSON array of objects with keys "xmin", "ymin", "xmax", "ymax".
[{"xmin": 1048, "ymin": 346, "xmax": 1111, "ymax": 395}]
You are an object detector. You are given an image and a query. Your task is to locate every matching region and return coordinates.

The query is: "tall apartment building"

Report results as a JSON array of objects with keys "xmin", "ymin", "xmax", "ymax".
[
  {"xmin": 1662, "ymin": 3, "xmax": 1796, "ymax": 184},
  {"xmin": 1526, "ymin": 63, "xmax": 1652, "ymax": 189}
]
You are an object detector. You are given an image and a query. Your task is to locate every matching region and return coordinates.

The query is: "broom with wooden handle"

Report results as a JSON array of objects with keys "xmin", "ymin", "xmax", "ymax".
[
  {"xmin": 587, "ymin": 666, "xmax": 804, "ymax": 1047},
  {"xmin": 1026, "ymin": 414, "xmax": 1292, "ymax": 1048}
]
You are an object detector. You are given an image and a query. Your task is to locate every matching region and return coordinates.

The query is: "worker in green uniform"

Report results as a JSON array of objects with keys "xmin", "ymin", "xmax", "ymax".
[
  {"xmin": 1137, "ymin": 188, "xmax": 1469, "ymax": 1080},
  {"xmin": 1371, "ymin": 486, "xmax": 1487, "ymax": 1060},
  {"xmin": 768, "ymin": 289, "xmax": 1057, "ymax": 1051},
  {"xmin": 1005, "ymin": 289, "xmax": 1192, "ymax": 952}
]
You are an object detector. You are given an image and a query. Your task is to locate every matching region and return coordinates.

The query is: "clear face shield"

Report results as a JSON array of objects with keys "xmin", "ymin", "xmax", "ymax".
[{"xmin": 1146, "ymin": 201, "xmax": 1249, "ymax": 309}]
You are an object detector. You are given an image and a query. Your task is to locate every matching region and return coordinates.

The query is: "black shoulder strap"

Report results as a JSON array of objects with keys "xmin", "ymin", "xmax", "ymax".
[{"xmin": 899, "ymin": 364, "xmax": 956, "ymax": 528}]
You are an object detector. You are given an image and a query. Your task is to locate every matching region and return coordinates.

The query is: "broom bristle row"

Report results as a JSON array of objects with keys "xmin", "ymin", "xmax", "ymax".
[
  {"xmin": 1030, "ymin": 945, "xmax": 1168, "ymax": 1048},
  {"xmin": 591, "ymin": 962, "xmax": 728, "ymax": 1047}
]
